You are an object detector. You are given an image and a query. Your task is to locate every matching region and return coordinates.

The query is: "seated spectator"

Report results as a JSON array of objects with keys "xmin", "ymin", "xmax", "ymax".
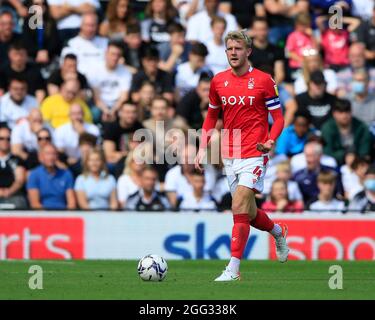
[
  {"xmin": 158, "ymin": 22, "xmax": 190, "ymax": 73},
  {"xmin": 61, "ymin": 12, "xmax": 108, "ymax": 78},
  {"xmin": 178, "ymin": 169, "xmax": 217, "ymax": 211},
  {"xmin": 205, "ymin": 16, "xmax": 229, "ymax": 75},
  {"xmin": 164, "ymin": 143, "xmax": 216, "ymax": 208},
  {"xmin": 261, "ymin": 179, "xmax": 304, "ymax": 213},
  {"xmin": 27, "ymin": 143, "xmax": 76, "ymax": 209},
  {"xmin": 349, "ymin": 166, "xmax": 375, "ymax": 212},
  {"xmin": 275, "ymin": 161, "xmax": 303, "ymax": 202},
  {"xmin": 75, "ymin": 149, "xmax": 118, "ymax": 210},
  {"xmin": 141, "ymin": 0, "xmax": 179, "ymax": 51},
  {"xmin": 22, "ymin": 0, "xmax": 61, "ymax": 66},
  {"xmin": 49, "ymin": 0, "xmax": 100, "ymax": 45},
  {"xmin": 136, "ymin": 81, "xmax": 156, "ymax": 121},
  {"xmin": 0, "ymin": 10, "xmax": 21, "ymax": 66},
  {"xmin": 0, "ymin": 126, "xmax": 27, "ymax": 209},
  {"xmin": 122, "ymin": 23, "xmax": 146, "ymax": 71},
  {"xmin": 211, "ymin": 161, "xmax": 231, "ymax": 211},
  {"xmin": 321, "ymin": 98, "xmax": 371, "ymax": 166},
  {"xmin": 342, "ymin": 156, "xmax": 370, "ymax": 201},
  {"xmin": 125, "ymin": 165, "xmax": 170, "ymax": 211},
  {"xmin": 186, "ymin": 0, "xmax": 237, "ymax": 46},
  {"xmin": 295, "ymin": 70, "xmax": 337, "ymax": 130},
  {"xmin": 0, "ymin": 76, "xmax": 38, "ymax": 129},
  {"xmin": 308, "ymin": 171, "xmax": 346, "ymax": 212},
  {"xmin": 99, "ymin": 0, "xmax": 136, "ymax": 41},
  {"xmin": 41, "ymin": 79, "xmax": 92, "ymax": 129},
  {"xmin": 175, "ymin": 42, "xmax": 212, "ymax": 99},
  {"xmin": 336, "ymin": 43, "xmax": 375, "ymax": 97},
  {"xmin": 47, "ymin": 53, "xmax": 89, "ymax": 97},
  {"xmin": 130, "ymin": 46, "xmax": 174, "ymax": 103},
  {"xmin": 88, "ymin": 41, "xmax": 132, "ymax": 122},
  {"xmin": 103, "ymin": 103, "xmax": 143, "ymax": 165},
  {"xmin": 0, "ymin": 41, "xmax": 46, "ymax": 102},
  {"xmin": 275, "ymin": 110, "xmax": 315, "ymax": 157},
  {"xmin": 285, "ymin": 12, "xmax": 318, "ymax": 77},
  {"xmin": 54, "ymin": 103, "xmax": 99, "ymax": 166},
  {"xmin": 250, "ymin": 17, "xmax": 285, "ymax": 84},
  {"xmin": 176, "ymin": 72, "xmax": 210, "ymax": 130},
  {"xmin": 293, "ymin": 140, "xmax": 343, "ymax": 204},
  {"xmin": 345, "ymin": 68, "xmax": 375, "ymax": 127},
  {"xmin": 290, "ymin": 136, "xmax": 338, "ymax": 174},
  {"xmin": 294, "ymin": 49, "xmax": 338, "ymax": 95}
]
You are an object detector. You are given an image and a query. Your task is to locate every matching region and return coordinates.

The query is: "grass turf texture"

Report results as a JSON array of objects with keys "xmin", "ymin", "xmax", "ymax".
[{"xmin": 0, "ymin": 260, "xmax": 374, "ymax": 300}]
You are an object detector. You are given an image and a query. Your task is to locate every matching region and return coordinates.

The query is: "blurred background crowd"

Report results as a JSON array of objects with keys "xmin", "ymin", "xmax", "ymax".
[{"xmin": 0, "ymin": 0, "xmax": 375, "ymax": 213}]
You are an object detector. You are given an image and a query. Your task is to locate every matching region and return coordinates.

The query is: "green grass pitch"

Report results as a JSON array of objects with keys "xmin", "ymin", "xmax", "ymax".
[{"xmin": 0, "ymin": 260, "xmax": 374, "ymax": 300}]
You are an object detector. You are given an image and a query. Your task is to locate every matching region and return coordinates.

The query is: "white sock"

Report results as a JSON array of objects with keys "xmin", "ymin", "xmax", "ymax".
[
  {"xmin": 227, "ymin": 257, "xmax": 241, "ymax": 274},
  {"xmin": 270, "ymin": 223, "xmax": 282, "ymax": 238}
]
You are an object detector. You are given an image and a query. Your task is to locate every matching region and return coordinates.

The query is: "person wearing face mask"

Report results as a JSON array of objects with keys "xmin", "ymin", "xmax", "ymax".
[
  {"xmin": 346, "ymin": 68, "xmax": 375, "ymax": 127},
  {"xmin": 349, "ymin": 166, "xmax": 375, "ymax": 213}
]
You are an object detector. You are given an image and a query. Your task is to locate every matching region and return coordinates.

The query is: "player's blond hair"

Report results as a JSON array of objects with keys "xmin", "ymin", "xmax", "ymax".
[{"xmin": 224, "ymin": 30, "xmax": 252, "ymax": 49}]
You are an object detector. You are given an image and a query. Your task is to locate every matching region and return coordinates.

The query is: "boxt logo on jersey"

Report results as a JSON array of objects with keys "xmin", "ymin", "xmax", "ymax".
[
  {"xmin": 163, "ymin": 222, "xmax": 259, "ymax": 259},
  {"xmin": 0, "ymin": 217, "xmax": 84, "ymax": 260}
]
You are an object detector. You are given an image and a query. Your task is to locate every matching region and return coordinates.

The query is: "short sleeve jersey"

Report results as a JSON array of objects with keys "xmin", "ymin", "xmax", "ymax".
[{"xmin": 209, "ymin": 67, "xmax": 280, "ymax": 159}]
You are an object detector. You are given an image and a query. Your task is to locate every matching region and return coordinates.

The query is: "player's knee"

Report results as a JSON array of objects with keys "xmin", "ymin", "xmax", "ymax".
[{"xmin": 231, "ymin": 198, "xmax": 248, "ymax": 214}]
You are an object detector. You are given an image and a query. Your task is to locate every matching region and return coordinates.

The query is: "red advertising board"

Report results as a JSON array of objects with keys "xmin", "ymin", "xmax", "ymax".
[
  {"xmin": 0, "ymin": 217, "xmax": 84, "ymax": 259},
  {"xmin": 270, "ymin": 219, "xmax": 375, "ymax": 260}
]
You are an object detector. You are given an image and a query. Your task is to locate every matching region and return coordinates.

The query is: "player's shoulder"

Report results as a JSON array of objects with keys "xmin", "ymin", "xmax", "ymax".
[{"xmin": 251, "ymin": 67, "xmax": 276, "ymax": 83}]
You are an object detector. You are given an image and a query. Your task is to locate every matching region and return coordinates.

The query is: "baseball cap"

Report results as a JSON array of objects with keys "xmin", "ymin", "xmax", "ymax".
[{"xmin": 310, "ymin": 70, "xmax": 326, "ymax": 85}]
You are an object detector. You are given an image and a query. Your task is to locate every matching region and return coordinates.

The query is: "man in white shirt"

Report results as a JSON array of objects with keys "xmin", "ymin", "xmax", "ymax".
[
  {"xmin": 61, "ymin": 12, "xmax": 108, "ymax": 78},
  {"xmin": 54, "ymin": 103, "xmax": 99, "ymax": 165},
  {"xmin": 0, "ymin": 77, "xmax": 38, "ymax": 129},
  {"xmin": 186, "ymin": 0, "xmax": 238, "ymax": 46},
  {"xmin": 88, "ymin": 41, "xmax": 132, "ymax": 122}
]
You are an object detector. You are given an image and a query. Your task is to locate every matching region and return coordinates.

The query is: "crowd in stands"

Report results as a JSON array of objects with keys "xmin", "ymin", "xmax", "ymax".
[{"xmin": 0, "ymin": 0, "xmax": 375, "ymax": 213}]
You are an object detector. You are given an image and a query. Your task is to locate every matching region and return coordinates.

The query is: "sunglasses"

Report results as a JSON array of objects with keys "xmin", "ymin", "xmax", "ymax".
[
  {"xmin": 38, "ymin": 136, "xmax": 51, "ymax": 141},
  {"xmin": 0, "ymin": 137, "xmax": 10, "ymax": 141}
]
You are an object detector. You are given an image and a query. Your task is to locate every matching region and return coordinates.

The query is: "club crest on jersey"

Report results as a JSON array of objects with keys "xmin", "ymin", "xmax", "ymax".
[
  {"xmin": 224, "ymin": 81, "xmax": 229, "ymax": 87},
  {"xmin": 248, "ymin": 78, "xmax": 255, "ymax": 89}
]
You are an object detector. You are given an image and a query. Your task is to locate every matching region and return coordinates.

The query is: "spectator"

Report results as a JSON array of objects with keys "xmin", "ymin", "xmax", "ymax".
[
  {"xmin": 141, "ymin": 0, "xmax": 178, "ymax": 51},
  {"xmin": 130, "ymin": 46, "xmax": 174, "ymax": 103},
  {"xmin": 158, "ymin": 23, "xmax": 190, "ymax": 73},
  {"xmin": 275, "ymin": 110, "xmax": 315, "ymax": 157},
  {"xmin": 261, "ymin": 179, "xmax": 304, "ymax": 213},
  {"xmin": 346, "ymin": 68, "xmax": 375, "ymax": 126},
  {"xmin": 48, "ymin": 0, "xmax": 100, "ymax": 45},
  {"xmin": 275, "ymin": 161, "xmax": 303, "ymax": 201},
  {"xmin": 0, "ymin": 126, "xmax": 27, "ymax": 209},
  {"xmin": 308, "ymin": 171, "xmax": 346, "ymax": 212},
  {"xmin": 41, "ymin": 79, "xmax": 92, "ymax": 129},
  {"xmin": 99, "ymin": 0, "xmax": 136, "ymax": 41},
  {"xmin": 47, "ymin": 53, "xmax": 89, "ymax": 97},
  {"xmin": 0, "ymin": 76, "xmax": 38, "ymax": 129},
  {"xmin": 27, "ymin": 143, "xmax": 76, "ymax": 209},
  {"xmin": 186, "ymin": 0, "xmax": 238, "ymax": 46},
  {"xmin": 125, "ymin": 165, "xmax": 170, "ymax": 211},
  {"xmin": 176, "ymin": 72, "xmax": 210, "ymax": 130},
  {"xmin": 293, "ymin": 140, "xmax": 343, "ymax": 203},
  {"xmin": 122, "ymin": 23, "xmax": 146, "ymax": 71},
  {"xmin": 285, "ymin": 12, "xmax": 318, "ymax": 75},
  {"xmin": 250, "ymin": 17, "xmax": 285, "ymax": 84},
  {"xmin": 178, "ymin": 169, "xmax": 217, "ymax": 211},
  {"xmin": 61, "ymin": 12, "xmax": 108, "ymax": 78},
  {"xmin": 336, "ymin": 43, "xmax": 375, "ymax": 97},
  {"xmin": 295, "ymin": 70, "xmax": 337, "ymax": 130},
  {"xmin": 294, "ymin": 49, "xmax": 338, "ymax": 95},
  {"xmin": 102, "ymin": 103, "xmax": 143, "ymax": 165},
  {"xmin": 0, "ymin": 10, "xmax": 21, "ymax": 66},
  {"xmin": 342, "ymin": 156, "xmax": 370, "ymax": 201},
  {"xmin": 205, "ymin": 16, "xmax": 229, "ymax": 75},
  {"xmin": 88, "ymin": 41, "xmax": 132, "ymax": 122},
  {"xmin": 22, "ymin": 0, "xmax": 61, "ymax": 66},
  {"xmin": 54, "ymin": 103, "xmax": 100, "ymax": 166},
  {"xmin": 75, "ymin": 149, "xmax": 118, "ymax": 210},
  {"xmin": 321, "ymin": 98, "xmax": 371, "ymax": 166},
  {"xmin": 136, "ymin": 81, "xmax": 156, "ymax": 121},
  {"xmin": 349, "ymin": 166, "xmax": 375, "ymax": 212},
  {"xmin": 0, "ymin": 41, "xmax": 46, "ymax": 102},
  {"xmin": 175, "ymin": 42, "xmax": 211, "ymax": 99}
]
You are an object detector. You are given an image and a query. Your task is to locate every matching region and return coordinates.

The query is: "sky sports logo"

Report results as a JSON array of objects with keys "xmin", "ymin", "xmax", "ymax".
[{"xmin": 0, "ymin": 218, "xmax": 84, "ymax": 260}]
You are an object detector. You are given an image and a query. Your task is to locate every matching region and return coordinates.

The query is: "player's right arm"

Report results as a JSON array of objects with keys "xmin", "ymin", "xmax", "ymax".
[{"xmin": 195, "ymin": 78, "xmax": 221, "ymax": 171}]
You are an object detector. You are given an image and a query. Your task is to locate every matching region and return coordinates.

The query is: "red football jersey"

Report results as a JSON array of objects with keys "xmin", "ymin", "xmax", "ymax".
[{"xmin": 209, "ymin": 67, "xmax": 281, "ymax": 158}]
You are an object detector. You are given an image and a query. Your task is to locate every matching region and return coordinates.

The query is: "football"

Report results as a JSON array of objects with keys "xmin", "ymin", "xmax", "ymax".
[{"xmin": 137, "ymin": 254, "xmax": 168, "ymax": 281}]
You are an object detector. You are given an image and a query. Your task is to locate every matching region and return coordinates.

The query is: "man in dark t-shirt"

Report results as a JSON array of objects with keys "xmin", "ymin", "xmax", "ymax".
[{"xmin": 0, "ymin": 11, "xmax": 21, "ymax": 67}]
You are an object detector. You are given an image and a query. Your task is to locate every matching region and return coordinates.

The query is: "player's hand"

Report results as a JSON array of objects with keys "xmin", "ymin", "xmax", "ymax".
[
  {"xmin": 194, "ymin": 148, "xmax": 206, "ymax": 173},
  {"xmin": 256, "ymin": 139, "xmax": 275, "ymax": 153}
]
